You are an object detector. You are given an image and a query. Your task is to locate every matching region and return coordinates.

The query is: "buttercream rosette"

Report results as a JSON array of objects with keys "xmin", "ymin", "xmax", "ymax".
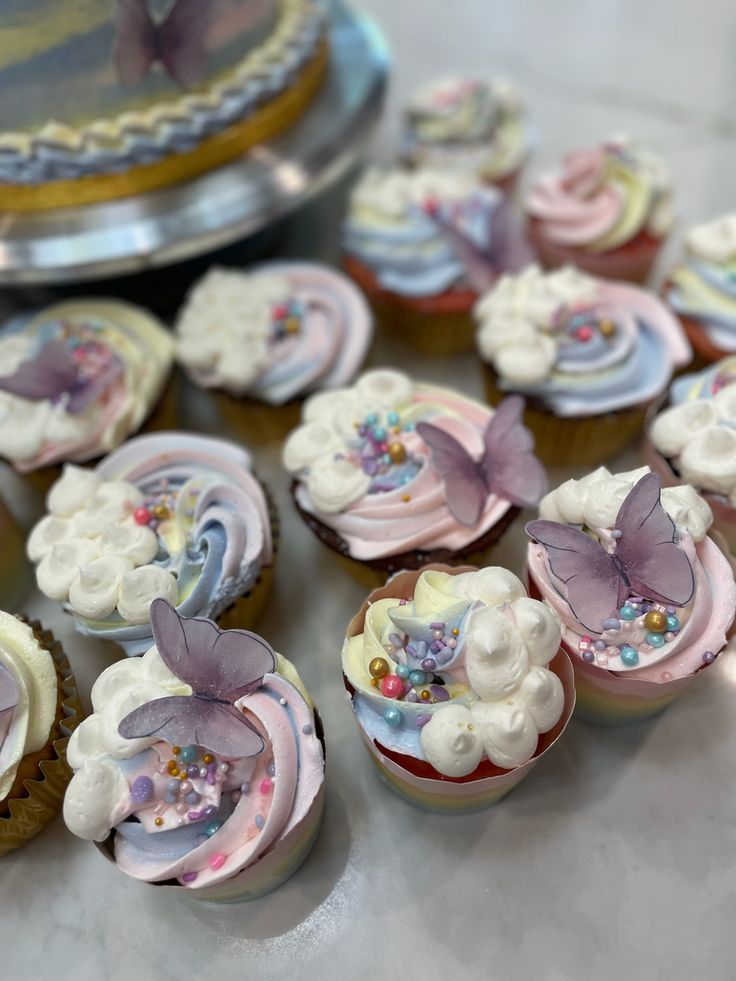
[
  {"xmin": 282, "ymin": 368, "xmax": 547, "ymax": 583},
  {"xmin": 525, "ymin": 137, "xmax": 674, "ymax": 282},
  {"xmin": 401, "ymin": 76, "xmax": 531, "ymax": 187},
  {"xmin": 526, "ymin": 467, "xmax": 736, "ymax": 724},
  {"xmin": 28, "ymin": 431, "xmax": 274, "ymax": 656},
  {"xmin": 175, "ymin": 262, "xmax": 373, "ymax": 405},
  {"xmin": 475, "ymin": 264, "xmax": 691, "ymax": 464},
  {"xmin": 664, "ymin": 214, "xmax": 736, "ymax": 361},
  {"xmin": 343, "ymin": 565, "xmax": 574, "ymax": 813},
  {"xmin": 0, "ymin": 612, "xmax": 81, "ymax": 855},
  {"xmin": 0, "ymin": 299, "xmax": 173, "ymax": 473},
  {"xmin": 63, "ymin": 601, "xmax": 324, "ymax": 901},
  {"xmin": 645, "ymin": 357, "xmax": 736, "ymax": 554}
]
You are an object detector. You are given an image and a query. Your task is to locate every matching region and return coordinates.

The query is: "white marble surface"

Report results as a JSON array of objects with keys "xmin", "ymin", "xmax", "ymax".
[{"xmin": 3, "ymin": 1, "xmax": 736, "ymax": 978}]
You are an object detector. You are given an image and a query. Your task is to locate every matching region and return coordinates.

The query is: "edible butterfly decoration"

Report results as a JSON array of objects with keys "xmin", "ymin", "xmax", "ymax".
[
  {"xmin": 118, "ymin": 600, "xmax": 276, "ymax": 758},
  {"xmin": 0, "ymin": 340, "xmax": 123, "ymax": 415},
  {"xmin": 526, "ymin": 472, "xmax": 695, "ymax": 634},
  {"xmin": 113, "ymin": 0, "xmax": 209, "ymax": 88},
  {"xmin": 415, "ymin": 396, "xmax": 547, "ymax": 526}
]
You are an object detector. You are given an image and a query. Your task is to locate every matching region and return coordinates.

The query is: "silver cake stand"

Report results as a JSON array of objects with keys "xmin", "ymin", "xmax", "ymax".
[{"xmin": 0, "ymin": 4, "xmax": 388, "ymax": 286}]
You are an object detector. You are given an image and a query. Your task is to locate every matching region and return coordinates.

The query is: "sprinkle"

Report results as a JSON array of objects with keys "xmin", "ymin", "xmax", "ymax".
[
  {"xmin": 130, "ymin": 775, "xmax": 154, "ymax": 804},
  {"xmin": 429, "ymin": 684, "xmax": 449, "ymax": 701},
  {"xmin": 429, "ymin": 622, "xmax": 445, "ymax": 631},
  {"xmin": 279, "ymin": 697, "xmax": 287, "ymax": 706},
  {"xmin": 703, "ymin": 650, "xmax": 716, "ymax": 664},
  {"xmin": 451, "ymin": 629, "xmax": 459, "ymax": 637},
  {"xmin": 187, "ymin": 810, "xmax": 202, "ymax": 822},
  {"xmin": 255, "ymin": 815, "xmax": 265, "ymax": 830},
  {"xmin": 401, "ymin": 494, "xmax": 411, "ymax": 503},
  {"xmin": 302, "ymin": 724, "xmax": 313, "ymax": 735},
  {"xmin": 416, "ymin": 714, "xmax": 432, "ymax": 728},
  {"xmin": 266, "ymin": 761, "xmax": 276, "ymax": 777},
  {"xmin": 260, "ymin": 778, "xmax": 274, "ymax": 795},
  {"xmin": 240, "ymin": 782, "xmax": 251, "ymax": 795},
  {"xmin": 154, "ymin": 817, "xmax": 164, "ymax": 827},
  {"xmin": 611, "ymin": 529, "xmax": 622, "ymax": 539},
  {"xmin": 209, "ymin": 853, "xmax": 226, "ymax": 871},
  {"xmin": 182, "ymin": 872, "xmax": 198, "ymax": 883}
]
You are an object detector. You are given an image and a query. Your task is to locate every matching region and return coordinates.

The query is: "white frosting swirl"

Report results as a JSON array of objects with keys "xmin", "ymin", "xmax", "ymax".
[{"xmin": 687, "ymin": 214, "xmax": 736, "ymax": 264}]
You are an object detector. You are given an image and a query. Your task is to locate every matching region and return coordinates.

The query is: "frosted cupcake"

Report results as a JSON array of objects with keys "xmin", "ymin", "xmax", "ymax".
[
  {"xmin": 63, "ymin": 600, "xmax": 325, "ymax": 902},
  {"xmin": 0, "ymin": 299, "xmax": 173, "ymax": 482},
  {"xmin": 401, "ymin": 76, "xmax": 531, "ymax": 190},
  {"xmin": 664, "ymin": 214, "xmax": 736, "ymax": 363},
  {"xmin": 645, "ymin": 357, "xmax": 736, "ymax": 555},
  {"xmin": 343, "ymin": 168, "xmax": 534, "ymax": 355},
  {"xmin": 175, "ymin": 262, "xmax": 373, "ymax": 443},
  {"xmin": 343, "ymin": 565, "xmax": 574, "ymax": 812},
  {"xmin": 475, "ymin": 264, "xmax": 692, "ymax": 465},
  {"xmin": 28, "ymin": 432, "xmax": 274, "ymax": 656},
  {"xmin": 526, "ymin": 468, "xmax": 736, "ymax": 724},
  {"xmin": 525, "ymin": 137, "xmax": 674, "ymax": 282},
  {"xmin": 0, "ymin": 612, "xmax": 81, "ymax": 855},
  {"xmin": 283, "ymin": 368, "xmax": 547, "ymax": 587}
]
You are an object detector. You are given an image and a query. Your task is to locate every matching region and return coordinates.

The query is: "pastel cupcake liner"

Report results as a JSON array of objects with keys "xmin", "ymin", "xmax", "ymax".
[
  {"xmin": 344, "ymin": 565, "xmax": 576, "ymax": 814},
  {"xmin": 94, "ymin": 714, "xmax": 326, "ymax": 902},
  {"xmin": 0, "ymin": 621, "xmax": 83, "ymax": 856},
  {"xmin": 216, "ymin": 392, "xmax": 304, "ymax": 447},
  {"xmin": 0, "ymin": 498, "xmax": 32, "ymax": 611},
  {"xmin": 483, "ymin": 365, "xmax": 648, "ymax": 467}
]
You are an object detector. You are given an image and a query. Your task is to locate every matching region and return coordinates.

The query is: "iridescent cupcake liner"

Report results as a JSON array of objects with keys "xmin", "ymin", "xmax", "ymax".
[
  {"xmin": 483, "ymin": 364, "xmax": 649, "ymax": 467},
  {"xmin": 0, "ymin": 621, "xmax": 82, "ymax": 855},
  {"xmin": 344, "ymin": 565, "xmax": 576, "ymax": 813}
]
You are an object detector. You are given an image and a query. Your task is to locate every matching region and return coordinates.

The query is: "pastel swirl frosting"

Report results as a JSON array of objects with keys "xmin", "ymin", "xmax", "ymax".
[
  {"xmin": 649, "ymin": 357, "xmax": 736, "ymax": 502},
  {"xmin": 526, "ymin": 137, "xmax": 674, "ymax": 251},
  {"xmin": 283, "ymin": 369, "xmax": 521, "ymax": 561},
  {"xmin": 175, "ymin": 262, "xmax": 373, "ymax": 405},
  {"xmin": 0, "ymin": 612, "xmax": 57, "ymax": 803},
  {"xmin": 666, "ymin": 215, "xmax": 736, "ymax": 352},
  {"xmin": 343, "ymin": 568, "xmax": 565, "ymax": 775},
  {"xmin": 28, "ymin": 432, "xmax": 273, "ymax": 656},
  {"xmin": 527, "ymin": 467, "xmax": 735, "ymax": 681},
  {"xmin": 0, "ymin": 299, "xmax": 173, "ymax": 472},
  {"xmin": 63, "ymin": 614, "xmax": 323, "ymax": 891},
  {"xmin": 402, "ymin": 76, "xmax": 529, "ymax": 182},
  {"xmin": 343, "ymin": 167, "xmax": 533, "ymax": 298},
  {"xmin": 475, "ymin": 264, "xmax": 691, "ymax": 416}
]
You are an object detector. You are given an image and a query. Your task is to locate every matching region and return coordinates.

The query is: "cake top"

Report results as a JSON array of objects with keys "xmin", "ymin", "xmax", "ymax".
[
  {"xmin": 474, "ymin": 264, "xmax": 691, "ymax": 417},
  {"xmin": 63, "ymin": 600, "xmax": 324, "ymax": 890},
  {"xmin": 526, "ymin": 136, "xmax": 674, "ymax": 251},
  {"xmin": 283, "ymin": 368, "xmax": 546, "ymax": 562},
  {"xmin": 343, "ymin": 566, "xmax": 568, "ymax": 775},
  {"xmin": 175, "ymin": 262, "xmax": 373, "ymax": 405},
  {"xmin": 0, "ymin": 612, "xmax": 57, "ymax": 802}
]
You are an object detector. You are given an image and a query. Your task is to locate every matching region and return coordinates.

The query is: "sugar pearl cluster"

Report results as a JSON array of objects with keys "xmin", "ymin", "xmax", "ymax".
[{"xmin": 578, "ymin": 599, "xmax": 683, "ymax": 668}]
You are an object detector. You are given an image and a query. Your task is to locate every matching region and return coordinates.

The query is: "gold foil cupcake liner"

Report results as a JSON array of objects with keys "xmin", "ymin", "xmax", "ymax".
[{"xmin": 0, "ymin": 621, "xmax": 83, "ymax": 856}]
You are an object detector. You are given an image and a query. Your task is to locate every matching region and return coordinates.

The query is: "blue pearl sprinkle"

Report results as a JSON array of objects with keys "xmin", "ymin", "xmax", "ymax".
[
  {"xmin": 646, "ymin": 631, "xmax": 666, "ymax": 648},
  {"xmin": 373, "ymin": 426, "xmax": 388, "ymax": 442},
  {"xmin": 204, "ymin": 820, "xmax": 222, "ymax": 838},
  {"xmin": 255, "ymin": 815, "xmax": 265, "ymax": 830},
  {"xmin": 619, "ymin": 605, "xmax": 637, "ymax": 621},
  {"xmin": 602, "ymin": 618, "xmax": 620, "ymax": 631},
  {"xmin": 594, "ymin": 640, "xmax": 606, "ymax": 651},
  {"xmin": 404, "ymin": 422, "xmax": 415, "ymax": 432},
  {"xmin": 582, "ymin": 650, "xmax": 595, "ymax": 663},
  {"xmin": 619, "ymin": 645, "xmax": 639, "ymax": 666},
  {"xmin": 387, "ymin": 411, "xmax": 400, "ymax": 425},
  {"xmin": 396, "ymin": 663, "xmax": 410, "ymax": 679},
  {"xmin": 383, "ymin": 707, "xmax": 403, "ymax": 727},
  {"xmin": 666, "ymin": 615, "xmax": 680, "ymax": 631},
  {"xmin": 365, "ymin": 413, "xmax": 378, "ymax": 425},
  {"xmin": 185, "ymin": 791, "xmax": 201, "ymax": 806},
  {"xmin": 165, "ymin": 792, "xmax": 178, "ymax": 805},
  {"xmin": 240, "ymin": 782, "xmax": 251, "ymax": 795},
  {"xmin": 301, "ymin": 724, "xmax": 313, "ymax": 736},
  {"xmin": 421, "ymin": 657, "xmax": 437, "ymax": 671},
  {"xmin": 180, "ymin": 745, "xmax": 197, "ymax": 763},
  {"xmin": 266, "ymin": 761, "xmax": 276, "ymax": 777},
  {"xmin": 168, "ymin": 778, "xmax": 180, "ymax": 792},
  {"xmin": 409, "ymin": 670, "xmax": 426, "ymax": 686}
]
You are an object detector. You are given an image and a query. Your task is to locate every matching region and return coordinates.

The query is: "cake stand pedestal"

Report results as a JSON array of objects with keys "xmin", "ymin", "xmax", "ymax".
[{"xmin": 0, "ymin": 3, "xmax": 388, "ymax": 287}]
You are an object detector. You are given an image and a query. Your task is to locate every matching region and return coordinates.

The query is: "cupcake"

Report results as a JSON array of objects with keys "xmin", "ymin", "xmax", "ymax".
[
  {"xmin": 343, "ymin": 565, "xmax": 574, "ymax": 812},
  {"xmin": 0, "ymin": 494, "xmax": 31, "ymax": 611},
  {"xmin": 283, "ymin": 368, "xmax": 547, "ymax": 588},
  {"xmin": 0, "ymin": 299, "xmax": 174, "ymax": 484},
  {"xmin": 644, "ymin": 357, "xmax": 736, "ymax": 555},
  {"xmin": 28, "ymin": 431, "xmax": 275, "ymax": 656},
  {"xmin": 664, "ymin": 214, "xmax": 736, "ymax": 363},
  {"xmin": 526, "ymin": 467, "xmax": 736, "ymax": 724},
  {"xmin": 342, "ymin": 167, "xmax": 534, "ymax": 355},
  {"xmin": 0, "ymin": 612, "xmax": 81, "ymax": 855},
  {"xmin": 525, "ymin": 137, "xmax": 674, "ymax": 283},
  {"xmin": 63, "ymin": 600, "xmax": 325, "ymax": 902},
  {"xmin": 475, "ymin": 264, "xmax": 692, "ymax": 466},
  {"xmin": 175, "ymin": 262, "xmax": 374, "ymax": 444},
  {"xmin": 401, "ymin": 76, "xmax": 531, "ymax": 191}
]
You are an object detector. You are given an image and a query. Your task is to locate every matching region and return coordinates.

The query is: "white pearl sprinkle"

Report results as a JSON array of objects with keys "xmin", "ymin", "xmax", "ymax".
[{"xmin": 279, "ymin": 697, "xmax": 287, "ymax": 706}]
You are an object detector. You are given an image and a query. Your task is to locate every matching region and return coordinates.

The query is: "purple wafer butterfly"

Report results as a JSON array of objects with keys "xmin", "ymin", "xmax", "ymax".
[
  {"xmin": 415, "ymin": 396, "xmax": 547, "ymax": 526},
  {"xmin": 118, "ymin": 600, "xmax": 276, "ymax": 758},
  {"xmin": 0, "ymin": 340, "xmax": 123, "ymax": 414},
  {"xmin": 113, "ymin": 0, "xmax": 209, "ymax": 88},
  {"xmin": 526, "ymin": 472, "xmax": 695, "ymax": 634}
]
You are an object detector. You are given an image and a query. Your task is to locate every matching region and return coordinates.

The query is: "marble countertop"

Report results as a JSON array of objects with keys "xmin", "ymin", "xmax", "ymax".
[{"xmin": 3, "ymin": 1, "xmax": 736, "ymax": 979}]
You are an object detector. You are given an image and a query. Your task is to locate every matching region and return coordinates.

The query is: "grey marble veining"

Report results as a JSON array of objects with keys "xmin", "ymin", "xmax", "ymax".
[{"xmin": 2, "ymin": 1, "xmax": 736, "ymax": 979}]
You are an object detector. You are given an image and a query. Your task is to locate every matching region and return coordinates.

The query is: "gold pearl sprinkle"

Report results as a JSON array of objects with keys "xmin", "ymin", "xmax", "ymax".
[
  {"xmin": 154, "ymin": 817, "xmax": 164, "ymax": 827},
  {"xmin": 599, "ymin": 318, "xmax": 616, "ymax": 337},
  {"xmin": 172, "ymin": 746, "xmax": 181, "ymax": 755},
  {"xmin": 401, "ymin": 494, "xmax": 411, "ymax": 503},
  {"xmin": 203, "ymin": 754, "xmax": 214, "ymax": 765}
]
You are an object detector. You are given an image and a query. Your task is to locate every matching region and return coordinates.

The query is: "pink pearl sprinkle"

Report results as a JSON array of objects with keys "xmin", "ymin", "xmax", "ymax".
[
  {"xmin": 209, "ymin": 853, "xmax": 226, "ymax": 871},
  {"xmin": 260, "ymin": 777, "xmax": 273, "ymax": 795}
]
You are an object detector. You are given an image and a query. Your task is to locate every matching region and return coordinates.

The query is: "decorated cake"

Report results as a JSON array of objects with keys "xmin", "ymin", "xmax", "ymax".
[
  {"xmin": 63, "ymin": 600, "xmax": 325, "ymax": 901},
  {"xmin": 343, "ymin": 565, "xmax": 574, "ymax": 812},
  {"xmin": 526, "ymin": 468, "xmax": 736, "ymax": 723},
  {"xmin": 0, "ymin": 0, "xmax": 327, "ymax": 210}
]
